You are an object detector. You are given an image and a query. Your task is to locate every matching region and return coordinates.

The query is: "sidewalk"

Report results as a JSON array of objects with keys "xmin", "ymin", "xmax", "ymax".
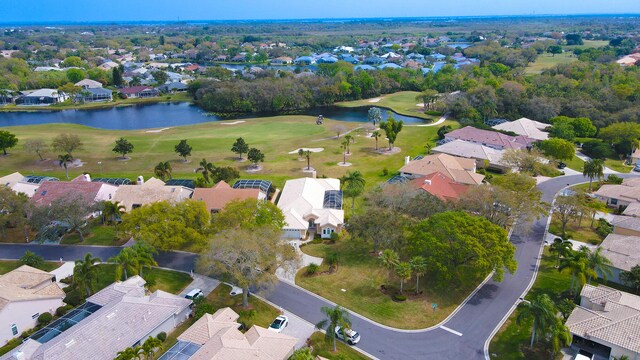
[
  {"xmin": 276, "ymin": 241, "xmax": 323, "ymax": 283},
  {"xmin": 49, "ymin": 261, "xmax": 75, "ymax": 288}
]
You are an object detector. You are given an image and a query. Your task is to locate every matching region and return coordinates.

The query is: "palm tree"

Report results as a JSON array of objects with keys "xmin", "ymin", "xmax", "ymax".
[
  {"xmin": 58, "ymin": 154, "xmax": 73, "ymax": 179},
  {"xmin": 549, "ymin": 319, "xmax": 572, "ymax": 357},
  {"xmin": 620, "ymin": 265, "xmax": 640, "ymax": 294},
  {"xmin": 114, "ymin": 346, "xmax": 140, "ymax": 360},
  {"xmin": 110, "ymin": 247, "xmax": 140, "ymax": 280},
  {"xmin": 516, "ymin": 294, "xmax": 557, "ymax": 349},
  {"xmin": 424, "ymin": 143, "xmax": 433, "ymax": 155},
  {"xmin": 379, "ymin": 249, "xmax": 399, "ymax": 286},
  {"xmin": 140, "ymin": 336, "xmax": 162, "ymax": 360},
  {"xmin": 372, "ymin": 131, "xmax": 381, "ymax": 150},
  {"xmin": 583, "ymin": 158, "xmax": 604, "ymax": 191},
  {"xmin": 585, "ymin": 247, "xmax": 613, "ymax": 283},
  {"xmin": 298, "ymin": 148, "xmax": 305, "ymax": 160},
  {"xmin": 396, "ymin": 262, "xmax": 412, "ymax": 294},
  {"xmin": 304, "ymin": 150, "xmax": 312, "ymax": 170},
  {"xmin": 340, "ymin": 139, "xmax": 349, "ymax": 165},
  {"xmin": 559, "ymin": 249, "xmax": 592, "ymax": 294},
  {"xmin": 587, "ymin": 200, "xmax": 608, "ymax": 227},
  {"xmin": 343, "ymin": 134, "xmax": 354, "ymax": 154},
  {"xmin": 410, "ymin": 256, "xmax": 427, "ymax": 295},
  {"xmin": 340, "ymin": 170, "xmax": 366, "ymax": 209},
  {"xmin": 315, "ymin": 306, "xmax": 351, "ymax": 352},
  {"xmin": 549, "ymin": 238, "xmax": 572, "ymax": 268},
  {"xmin": 73, "ymin": 253, "xmax": 101, "ymax": 297},
  {"xmin": 132, "ymin": 242, "xmax": 158, "ymax": 277},
  {"xmin": 196, "ymin": 158, "xmax": 215, "ymax": 184},
  {"xmin": 154, "ymin": 161, "xmax": 172, "ymax": 181},
  {"xmin": 102, "ymin": 201, "xmax": 125, "ymax": 236}
]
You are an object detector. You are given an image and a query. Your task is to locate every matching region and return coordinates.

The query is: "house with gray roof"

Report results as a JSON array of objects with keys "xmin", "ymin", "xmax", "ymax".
[
  {"xmin": 2, "ymin": 276, "xmax": 191, "ymax": 360},
  {"xmin": 75, "ymin": 87, "xmax": 113, "ymax": 103},
  {"xmin": 565, "ymin": 284, "xmax": 640, "ymax": 359},
  {"xmin": 444, "ymin": 126, "xmax": 536, "ymax": 150},
  {"xmin": 432, "ymin": 139, "xmax": 510, "ymax": 172},
  {"xmin": 599, "ymin": 234, "xmax": 640, "ymax": 284}
]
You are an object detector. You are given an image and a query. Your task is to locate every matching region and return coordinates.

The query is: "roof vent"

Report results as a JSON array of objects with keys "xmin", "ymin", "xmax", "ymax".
[
  {"xmin": 137, "ymin": 175, "xmax": 144, "ymax": 185},
  {"xmin": 65, "ymin": 339, "xmax": 76, "ymax": 348},
  {"xmin": 424, "ymin": 179, "xmax": 432, "ymax": 185},
  {"xmin": 13, "ymin": 351, "xmax": 24, "ymax": 360}
]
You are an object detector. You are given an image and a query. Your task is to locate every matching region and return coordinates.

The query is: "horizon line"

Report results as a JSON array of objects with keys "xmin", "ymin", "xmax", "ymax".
[{"xmin": 1, "ymin": 13, "xmax": 639, "ymax": 26}]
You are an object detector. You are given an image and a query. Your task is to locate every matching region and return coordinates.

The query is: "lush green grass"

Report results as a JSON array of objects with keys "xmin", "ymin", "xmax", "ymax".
[
  {"xmin": 336, "ymin": 91, "xmax": 440, "ymax": 121},
  {"xmin": 526, "ymin": 52, "xmax": 577, "ymax": 74},
  {"xmin": 60, "ymin": 222, "xmax": 128, "ymax": 246},
  {"xmin": 94, "ymin": 264, "xmax": 192, "ymax": 294},
  {"xmin": 204, "ymin": 284, "xmax": 280, "ymax": 329},
  {"xmin": 0, "ymin": 260, "xmax": 61, "ymax": 274},
  {"xmin": 0, "ymin": 116, "xmax": 454, "ymax": 191},
  {"xmin": 564, "ymin": 40, "xmax": 609, "ymax": 50},
  {"xmin": 563, "ymin": 155, "xmax": 584, "ymax": 172},
  {"xmin": 0, "ymin": 93, "xmax": 192, "ymax": 112},
  {"xmin": 604, "ymin": 159, "xmax": 633, "ymax": 173},
  {"xmin": 548, "ymin": 214, "xmax": 603, "ymax": 245},
  {"xmin": 297, "ymin": 240, "xmax": 483, "ymax": 329},
  {"xmin": 308, "ymin": 332, "xmax": 370, "ymax": 360}
]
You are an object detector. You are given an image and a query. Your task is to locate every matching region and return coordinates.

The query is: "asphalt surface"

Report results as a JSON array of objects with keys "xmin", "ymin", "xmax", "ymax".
[{"xmin": 0, "ymin": 174, "xmax": 635, "ymax": 360}]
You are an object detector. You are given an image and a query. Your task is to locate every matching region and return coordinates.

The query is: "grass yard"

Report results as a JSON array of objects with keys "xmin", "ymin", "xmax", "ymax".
[
  {"xmin": 564, "ymin": 40, "xmax": 609, "ymax": 51},
  {"xmin": 336, "ymin": 91, "xmax": 440, "ymax": 121},
  {"xmin": 604, "ymin": 158, "xmax": 633, "ymax": 173},
  {"xmin": 548, "ymin": 214, "xmax": 604, "ymax": 245},
  {"xmin": 308, "ymin": 332, "xmax": 370, "ymax": 360},
  {"xmin": 204, "ymin": 284, "xmax": 280, "ymax": 329},
  {"xmin": 60, "ymin": 221, "xmax": 128, "ymax": 246},
  {"xmin": 525, "ymin": 52, "xmax": 577, "ymax": 74},
  {"xmin": 0, "ymin": 115, "xmax": 454, "ymax": 191},
  {"xmin": 94, "ymin": 264, "xmax": 192, "ymax": 294},
  {"xmin": 563, "ymin": 155, "xmax": 584, "ymax": 172},
  {"xmin": 297, "ymin": 240, "xmax": 484, "ymax": 329},
  {"xmin": 0, "ymin": 260, "xmax": 61, "ymax": 274}
]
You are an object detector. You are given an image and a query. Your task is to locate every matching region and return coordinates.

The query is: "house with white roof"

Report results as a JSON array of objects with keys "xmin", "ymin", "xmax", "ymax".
[
  {"xmin": 0, "ymin": 266, "xmax": 65, "ymax": 345},
  {"xmin": 432, "ymin": 139, "xmax": 509, "ymax": 172},
  {"xmin": 16, "ymin": 89, "xmax": 68, "ymax": 106},
  {"xmin": 113, "ymin": 177, "xmax": 193, "ymax": 212},
  {"xmin": 2, "ymin": 276, "xmax": 191, "ymax": 360},
  {"xmin": 0, "ymin": 172, "xmax": 41, "ymax": 197},
  {"xmin": 277, "ymin": 178, "xmax": 344, "ymax": 239},
  {"xmin": 491, "ymin": 117, "xmax": 549, "ymax": 141}
]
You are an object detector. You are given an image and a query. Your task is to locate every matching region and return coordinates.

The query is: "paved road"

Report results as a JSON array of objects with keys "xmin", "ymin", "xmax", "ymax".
[{"xmin": 0, "ymin": 174, "xmax": 635, "ymax": 360}]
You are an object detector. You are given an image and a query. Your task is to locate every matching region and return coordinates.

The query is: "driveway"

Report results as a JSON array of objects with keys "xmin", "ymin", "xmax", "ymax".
[
  {"xmin": 178, "ymin": 274, "xmax": 221, "ymax": 298},
  {"xmin": 2, "ymin": 174, "xmax": 638, "ymax": 360}
]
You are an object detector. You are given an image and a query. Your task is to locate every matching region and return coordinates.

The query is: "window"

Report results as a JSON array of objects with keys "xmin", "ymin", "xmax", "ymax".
[
  {"xmin": 611, "ymin": 199, "xmax": 618, "ymax": 205},
  {"xmin": 11, "ymin": 324, "xmax": 17, "ymax": 336},
  {"xmin": 32, "ymin": 313, "xmax": 40, "ymax": 320}
]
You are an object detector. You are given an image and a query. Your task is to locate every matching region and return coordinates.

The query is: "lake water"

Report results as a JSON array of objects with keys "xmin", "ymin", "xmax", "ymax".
[{"xmin": 0, "ymin": 102, "xmax": 426, "ymax": 130}]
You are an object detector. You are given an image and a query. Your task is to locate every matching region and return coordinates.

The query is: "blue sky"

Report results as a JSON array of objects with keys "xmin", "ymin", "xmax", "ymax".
[{"xmin": 4, "ymin": 0, "xmax": 640, "ymax": 23}]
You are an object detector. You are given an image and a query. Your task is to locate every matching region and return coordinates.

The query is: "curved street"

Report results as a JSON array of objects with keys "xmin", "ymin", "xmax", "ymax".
[{"xmin": 0, "ymin": 174, "xmax": 635, "ymax": 360}]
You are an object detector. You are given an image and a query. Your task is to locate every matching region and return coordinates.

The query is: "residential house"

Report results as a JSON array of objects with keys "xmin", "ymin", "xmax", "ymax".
[
  {"xmin": 630, "ymin": 148, "xmax": 640, "ymax": 165},
  {"xmin": 378, "ymin": 63, "xmax": 402, "ymax": 70},
  {"xmin": 113, "ymin": 177, "xmax": 193, "ymax": 212},
  {"xmin": 599, "ymin": 234, "xmax": 640, "ymax": 283},
  {"xmin": 565, "ymin": 284, "xmax": 640, "ymax": 359},
  {"xmin": 294, "ymin": 56, "xmax": 315, "ymax": 65},
  {"xmin": 409, "ymin": 172, "xmax": 470, "ymax": 202},
  {"xmin": 0, "ymin": 265, "xmax": 65, "ymax": 345},
  {"xmin": 339, "ymin": 55, "xmax": 359, "ymax": 64},
  {"xmin": 0, "ymin": 90, "xmax": 16, "ymax": 105},
  {"xmin": 160, "ymin": 307, "xmax": 297, "ymax": 360},
  {"xmin": 192, "ymin": 181, "xmax": 265, "ymax": 214},
  {"xmin": 118, "ymin": 86, "xmax": 159, "ymax": 99},
  {"xmin": 75, "ymin": 87, "xmax": 113, "ymax": 103},
  {"xmin": 74, "ymin": 79, "xmax": 103, "ymax": 89},
  {"xmin": 432, "ymin": 139, "xmax": 509, "ymax": 172},
  {"xmin": 270, "ymin": 56, "xmax": 293, "ymax": 65},
  {"xmin": 16, "ymin": 89, "xmax": 68, "ymax": 106},
  {"xmin": 2, "ymin": 276, "xmax": 192, "ymax": 360},
  {"xmin": 214, "ymin": 55, "xmax": 228, "ymax": 62},
  {"xmin": 616, "ymin": 53, "xmax": 640, "ymax": 67},
  {"xmin": 622, "ymin": 202, "xmax": 640, "ymax": 217},
  {"xmin": 277, "ymin": 178, "xmax": 344, "ymax": 239},
  {"xmin": 0, "ymin": 172, "xmax": 42, "ymax": 197},
  {"xmin": 444, "ymin": 126, "xmax": 536, "ymax": 150},
  {"xmin": 406, "ymin": 53, "xmax": 425, "ymax": 60},
  {"xmin": 363, "ymin": 56, "xmax": 384, "ymax": 65},
  {"xmin": 594, "ymin": 178, "xmax": 640, "ymax": 208},
  {"xmin": 399, "ymin": 153, "xmax": 484, "ymax": 185},
  {"xmin": 354, "ymin": 65, "xmax": 376, "ymax": 71},
  {"xmin": 30, "ymin": 175, "xmax": 118, "ymax": 207},
  {"xmin": 97, "ymin": 61, "xmax": 119, "ymax": 71},
  {"xmin": 612, "ymin": 215, "xmax": 640, "ymax": 236},
  {"xmin": 491, "ymin": 117, "xmax": 549, "ymax": 141},
  {"xmin": 158, "ymin": 82, "xmax": 188, "ymax": 93}
]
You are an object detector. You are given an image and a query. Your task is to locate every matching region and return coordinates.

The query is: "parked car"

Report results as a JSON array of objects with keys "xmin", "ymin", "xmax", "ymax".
[
  {"xmin": 557, "ymin": 162, "xmax": 567, "ymax": 169},
  {"xmin": 335, "ymin": 326, "xmax": 360, "ymax": 345},
  {"xmin": 633, "ymin": 163, "xmax": 640, "ymax": 172},
  {"xmin": 184, "ymin": 288, "xmax": 204, "ymax": 300},
  {"xmin": 575, "ymin": 349, "xmax": 594, "ymax": 360},
  {"xmin": 268, "ymin": 315, "xmax": 289, "ymax": 333}
]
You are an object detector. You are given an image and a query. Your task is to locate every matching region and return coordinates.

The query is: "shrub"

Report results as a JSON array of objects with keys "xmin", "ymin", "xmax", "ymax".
[
  {"xmin": 194, "ymin": 303, "xmax": 215, "ymax": 320},
  {"xmin": 37, "ymin": 313, "xmax": 53, "ymax": 326},
  {"xmin": 607, "ymin": 174, "xmax": 624, "ymax": 184},
  {"xmin": 60, "ymin": 275, "xmax": 73, "ymax": 284},
  {"xmin": 596, "ymin": 218, "xmax": 613, "ymax": 237},
  {"xmin": 425, "ymin": 110, "xmax": 442, "ymax": 116},
  {"xmin": 157, "ymin": 332, "xmax": 167, "ymax": 342},
  {"xmin": 382, "ymin": 168, "xmax": 389, "ymax": 176},
  {"xmin": 63, "ymin": 289, "xmax": 85, "ymax": 307},
  {"xmin": 20, "ymin": 250, "xmax": 44, "ymax": 268},
  {"xmin": 581, "ymin": 140, "xmax": 614, "ymax": 159},
  {"xmin": 326, "ymin": 253, "xmax": 339, "ymax": 268},
  {"xmin": 306, "ymin": 263, "xmax": 319, "ymax": 276},
  {"xmin": 55, "ymin": 305, "xmax": 73, "ymax": 317},
  {"xmin": 393, "ymin": 294, "xmax": 407, "ymax": 302}
]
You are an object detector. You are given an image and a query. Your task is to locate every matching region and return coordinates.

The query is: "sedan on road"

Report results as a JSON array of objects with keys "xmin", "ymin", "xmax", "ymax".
[{"xmin": 268, "ymin": 315, "xmax": 289, "ymax": 333}]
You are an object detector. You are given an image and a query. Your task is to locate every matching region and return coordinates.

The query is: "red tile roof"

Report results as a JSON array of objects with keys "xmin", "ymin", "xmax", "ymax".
[
  {"xmin": 185, "ymin": 64, "xmax": 199, "ymax": 71},
  {"xmin": 31, "ymin": 177, "xmax": 106, "ymax": 206},
  {"xmin": 445, "ymin": 126, "xmax": 536, "ymax": 150},
  {"xmin": 410, "ymin": 172, "xmax": 470, "ymax": 201},
  {"xmin": 119, "ymin": 86, "xmax": 153, "ymax": 95}
]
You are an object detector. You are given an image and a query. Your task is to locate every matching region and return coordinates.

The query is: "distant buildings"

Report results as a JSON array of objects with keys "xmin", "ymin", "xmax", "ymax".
[
  {"xmin": 118, "ymin": 86, "xmax": 159, "ymax": 99},
  {"xmin": 15, "ymin": 89, "xmax": 68, "ymax": 106}
]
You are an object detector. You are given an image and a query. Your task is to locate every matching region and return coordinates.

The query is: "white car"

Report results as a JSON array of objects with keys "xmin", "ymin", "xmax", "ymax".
[
  {"xmin": 184, "ymin": 288, "xmax": 203, "ymax": 300},
  {"xmin": 335, "ymin": 326, "xmax": 360, "ymax": 345},
  {"xmin": 268, "ymin": 315, "xmax": 289, "ymax": 333},
  {"xmin": 229, "ymin": 286, "xmax": 243, "ymax": 296}
]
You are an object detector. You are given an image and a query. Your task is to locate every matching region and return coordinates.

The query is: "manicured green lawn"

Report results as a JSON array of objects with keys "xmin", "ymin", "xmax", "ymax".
[
  {"xmin": 525, "ymin": 53, "xmax": 577, "ymax": 74},
  {"xmin": 548, "ymin": 214, "xmax": 603, "ymax": 245},
  {"xmin": 336, "ymin": 91, "xmax": 440, "ymax": 121},
  {"xmin": 563, "ymin": 155, "xmax": 584, "ymax": 172},
  {"xmin": 0, "ymin": 260, "xmax": 61, "ymax": 274},
  {"xmin": 297, "ymin": 240, "xmax": 484, "ymax": 329},
  {"xmin": 604, "ymin": 158, "xmax": 633, "ymax": 173},
  {"xmin": 94, "ymin": 264, "xmax": 192, "ymax": 294},
  {"xmin": 60, "ymin": 222, "xmax": 128, "ymax": 246},
  {"xmin": 308, "ymin": 332, "xmax": 370, "ymax": 360},
  {"xmin": 0, "ymin": 115, "xmax": 454, "ymax": 191},
  {"xmin": 204, "ymin": 284, "xmax": 280, "ymax": 329}
]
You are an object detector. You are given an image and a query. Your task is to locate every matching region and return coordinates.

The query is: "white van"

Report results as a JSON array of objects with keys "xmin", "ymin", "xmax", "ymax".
[{"xmin": 184, "ymin": 288, "xmax": 204, "ymax": 300}]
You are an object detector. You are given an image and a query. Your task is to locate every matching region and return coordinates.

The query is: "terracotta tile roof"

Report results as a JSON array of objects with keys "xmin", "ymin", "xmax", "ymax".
[
  {"xmin": 410, "ymin": 172, "xmax": 470, "ymax": 201},
  {"xmin": 118, "ymin": 86, "xmax": 153, "ymax": 94},
  {"xmin": 399, "ymin": 153, "xmax": 484, "ymax": 185},
  {"xmin": 30, "ymin": 176, "xmax": 116, "ymax": 207},
  {"xmin": 193, "ymin": 181, "xmax": 261, "ymax": 212},
  {"xmin": 445, "ymin": 126, "xmax": 536, "ymax": 150}
]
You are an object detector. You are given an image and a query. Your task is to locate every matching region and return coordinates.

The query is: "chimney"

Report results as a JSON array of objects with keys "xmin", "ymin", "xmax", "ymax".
[
  {"xmin": 311, "ymin": 170, "xmax": 317, "ymax": 179},
  {"xmin": 137, "ymin": 175, "xmax": 144, "ymax": 185},
  {"xmin": 423, "ymin": 179, "xmax": 432, "ymax": 185},
  {"xmin": 13, "ymin": 351, "xmax": 24, "ymax": 360},
  {"xmin": 404, "ymin": 156, "xmax": 410, "ymax": 165},
  {"xmin": 83, "ymin": 174, "xmax": 91, "ymax": 182}
]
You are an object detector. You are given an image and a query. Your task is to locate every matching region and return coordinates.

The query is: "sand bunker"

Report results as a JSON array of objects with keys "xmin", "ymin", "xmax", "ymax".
[
  {"xmin": 289, "ymin": 148, "xmax": 324, "ymax": 154},
  {"xmin": 368, "ymin": 97, "xmax": 382, "ymax": 103},
  {"xmin": 220, "ymin": 121, "xmax": 246, "ymax": 125},
  {"xmin": 145, "ymin": 127, "xmax": 172, "ymax": 133}
]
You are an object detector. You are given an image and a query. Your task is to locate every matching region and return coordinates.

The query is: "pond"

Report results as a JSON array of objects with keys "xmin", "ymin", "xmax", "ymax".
[{"xmin": 0, "ymin": 102, "xmax": 427, "ymax": 130}]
